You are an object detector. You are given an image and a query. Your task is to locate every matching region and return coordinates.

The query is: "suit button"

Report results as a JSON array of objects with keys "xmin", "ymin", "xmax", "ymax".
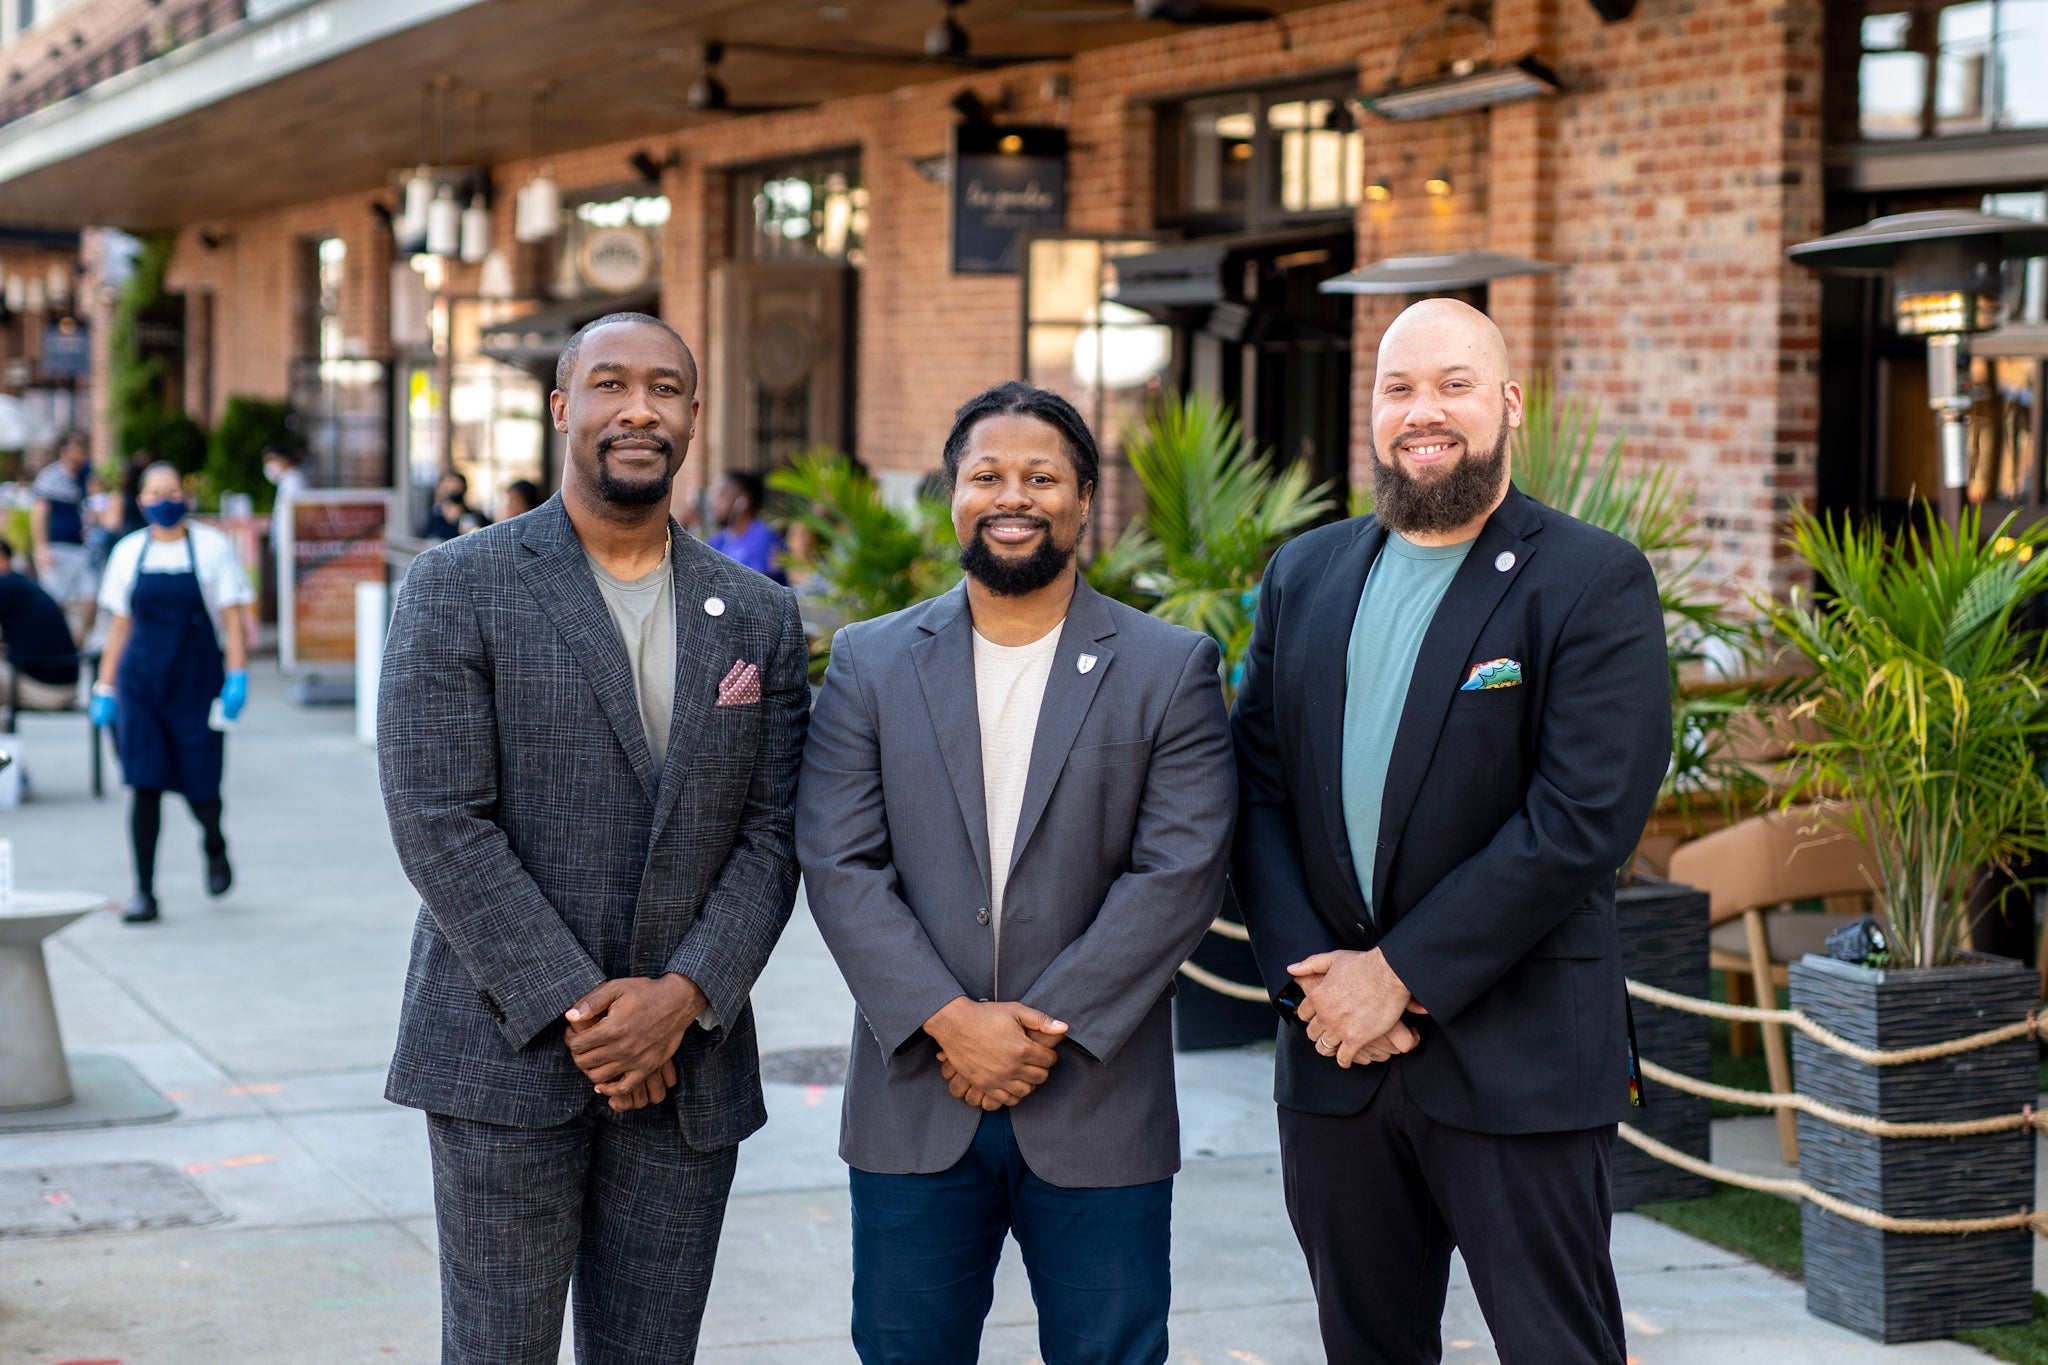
[{"xmin": 976, "ymin": 909, "xmax": 990, "ymax": 926}]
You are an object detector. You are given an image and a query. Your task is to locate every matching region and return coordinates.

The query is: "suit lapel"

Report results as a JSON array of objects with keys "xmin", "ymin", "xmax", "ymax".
[
  {"xmin": 1305, "ymin": 519, "xmax": 1381, "ymax": 916},
  {"xmin": 912, "ymin": 586, "xmax": 994, "ymax": 902},
  {"xmin": 516, "ymin": 500, "xmax": 659, "ymax": 804},
  {"xmin": 1008, "ymin": 579, "xmax": 1118, "ymax": 874},
  {"xmin": 645, "ymin": 530, "xmax": 725, "ymax": 845},
  {"xmin": 1371, "ymin": 489, "xmax": 1542, "ymax": 912}
]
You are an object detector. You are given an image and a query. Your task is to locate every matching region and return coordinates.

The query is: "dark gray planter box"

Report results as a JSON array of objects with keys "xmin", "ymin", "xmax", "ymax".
[
  {"xmin": 1611, "ymin": 876, "xmax": 1714, "ymax": 1209},
  {"xmin": 1789, "ymin": 952, "xmax": 2039, "ymax": 1342}
]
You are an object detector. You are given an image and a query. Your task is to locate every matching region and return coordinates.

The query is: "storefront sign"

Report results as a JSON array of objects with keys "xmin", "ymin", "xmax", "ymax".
[
  {"xmin": 278, "ymin": 490, "xmax": 391, "ymax": 673},
  {"xmin": 40, "ymin": 323, "xmax": 89, "ymax": 377},
  {"xmin": 951, "ymin": 126, "xmax": 1066, "ymax": 276},
  {"xmin": 577, "ymin": 226, "xmax": 656, "ymax": 294}
]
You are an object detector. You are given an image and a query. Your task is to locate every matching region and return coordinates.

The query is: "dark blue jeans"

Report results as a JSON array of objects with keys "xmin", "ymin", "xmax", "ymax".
[{"xmin": 849, "ymin": 1108, "xmax": 1173, "ymax": 1365}]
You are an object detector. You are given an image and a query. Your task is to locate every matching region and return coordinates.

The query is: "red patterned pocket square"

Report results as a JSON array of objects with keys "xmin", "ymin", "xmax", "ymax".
[{"xmin": 717, "ymin": 660, "xmax": 762, "ymax": 707}]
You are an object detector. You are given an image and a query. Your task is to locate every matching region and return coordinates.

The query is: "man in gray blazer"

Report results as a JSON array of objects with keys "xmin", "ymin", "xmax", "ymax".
[
  {"xmin": 379, "ymin": 312, "xmax": 808, "ymax": 1365},
  {"xmin": 797, "ymin": 381, "xmax": 1236, "ymax": 1365}
]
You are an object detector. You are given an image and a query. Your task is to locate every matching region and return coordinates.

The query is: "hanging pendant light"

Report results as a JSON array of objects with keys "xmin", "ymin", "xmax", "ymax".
[
  {"xmin": 518, "ymin": 166, "xmax": 559, "ymax": 243},
  {"xmin": 426, "ymin": 183, "xmax": 462, "ymax": 257},
  {"xmin": 400, "ymin": 168, "xmax": 434, "ymax": 244},
  {"xmin": 4, "ymin": 275, "xmax": 24, "ymax": 313},
  {"xmin": 460, "ymin": 194, "xmax": 492, "ymax": 264},
  {"xmin": 24, "ymin": 277, "xmax": 45, "ymax": 313}
]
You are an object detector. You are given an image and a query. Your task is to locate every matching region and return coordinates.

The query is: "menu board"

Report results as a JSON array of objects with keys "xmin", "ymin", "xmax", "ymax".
[{"xmin": 278, "ymin": 491, "xmax": 391, "ymax": 672}]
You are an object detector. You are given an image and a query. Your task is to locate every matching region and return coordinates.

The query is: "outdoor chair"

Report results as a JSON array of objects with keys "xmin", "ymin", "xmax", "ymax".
[
  {"xmin": 1, "ymin": 645, "xmax": 105, "ymax": 799},
  {"xmin": 1666, "ymin": 807, "xmax": 1878, "ymax": 1164}
]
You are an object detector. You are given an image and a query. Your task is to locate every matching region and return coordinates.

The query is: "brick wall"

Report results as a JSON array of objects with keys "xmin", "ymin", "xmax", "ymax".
[{"xmin": 136, "ymin": 0, "xmax": 1821, "ymax": 593}]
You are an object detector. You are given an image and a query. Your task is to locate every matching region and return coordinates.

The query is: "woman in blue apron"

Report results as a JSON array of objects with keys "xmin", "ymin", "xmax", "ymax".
[{"xmin": 88, "ymin": 463, "xmax": 253, "ymax": 923}]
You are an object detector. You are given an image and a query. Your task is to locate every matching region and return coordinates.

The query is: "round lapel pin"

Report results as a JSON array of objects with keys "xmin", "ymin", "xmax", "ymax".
[
  {"xmin": 704, "ymin": 597, "xmax": 726, "ymax": 617},
  {"xmin": 1494, "ymin": 551, "xmax": 1516, "ymax": 573}
]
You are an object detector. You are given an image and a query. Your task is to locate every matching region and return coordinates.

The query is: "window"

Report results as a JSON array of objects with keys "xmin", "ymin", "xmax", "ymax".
[
  {"xmin": 1849, "ymin": 1, "xmax": 2048, "ymax": 141},
  {"xmin": 1158, "ymin": 80, "xmax": 1365, "ymax": 230},
  {"xmin": 731, "ymin": 152, "xmax": 867, "ymax": 266}
]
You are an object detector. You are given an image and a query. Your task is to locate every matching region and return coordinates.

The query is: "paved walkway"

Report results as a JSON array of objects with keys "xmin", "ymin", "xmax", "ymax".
[{"xmin": 0, "ymin": 669, "xmax": 2004, "ymax": 1362}]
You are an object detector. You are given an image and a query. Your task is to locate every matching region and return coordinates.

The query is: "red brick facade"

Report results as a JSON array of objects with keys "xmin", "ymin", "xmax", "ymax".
[{"xmin": 42, "ymin": 0, "xmax": 1824, "ymax": 593}]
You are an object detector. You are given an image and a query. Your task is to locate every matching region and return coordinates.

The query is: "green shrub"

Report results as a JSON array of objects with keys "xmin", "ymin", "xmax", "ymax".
[{"xmin": 200, "ymin": 397, "xmax": 294, "ymax": 512}]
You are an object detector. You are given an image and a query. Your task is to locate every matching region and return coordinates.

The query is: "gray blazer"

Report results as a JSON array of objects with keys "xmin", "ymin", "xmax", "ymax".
[
  {"xmin": 797, "ymin": 579, "xmax": 1236, "ymax": 1188},
  {"xmin": 378, "ymin": 496, "xmax": 809, "ymax": 1148}
]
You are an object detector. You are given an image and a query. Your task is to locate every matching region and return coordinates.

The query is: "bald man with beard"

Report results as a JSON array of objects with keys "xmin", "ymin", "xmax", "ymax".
[{"xmin": 1230, "ymin": 300, "xmax": 1671, "ymax": 1363}]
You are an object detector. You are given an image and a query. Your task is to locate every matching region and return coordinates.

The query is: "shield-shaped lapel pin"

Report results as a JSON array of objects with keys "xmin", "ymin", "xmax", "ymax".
[{"xmin": 1078, "ymin": 654, "xmax": 1098, "ymax": 675}]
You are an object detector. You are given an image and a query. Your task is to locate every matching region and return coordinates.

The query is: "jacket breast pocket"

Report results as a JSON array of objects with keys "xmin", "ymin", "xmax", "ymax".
[
  {"xmin": 1448, "ymin": 685, "xmax": 1527, "ymax": 713},
  {"xmin": 1068, "ymin": 739, "xmax": 1151, "ymax": 771}
]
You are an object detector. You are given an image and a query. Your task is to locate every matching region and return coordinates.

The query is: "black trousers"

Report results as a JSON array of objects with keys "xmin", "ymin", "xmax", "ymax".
[
  {"xmin": 427, "ymin": 1098, "xmax": 740, "ymax": 1365},
  {"xmin": 1277, "ymin": 1064, "xmax": 1625, "ymax": 1365}
]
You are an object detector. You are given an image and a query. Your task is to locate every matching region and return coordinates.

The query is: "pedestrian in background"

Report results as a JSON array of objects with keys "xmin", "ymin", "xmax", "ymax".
[
  {"xmin": 379, "ymin": 313, "xmax": 808, "ymax": 1365},
  {"xmin": 420, "ymin": 470, "xmax": 489, "ymax": 540},
  {"xmin": 706, "ymin": 470, "xmax": 786, "ymax": 584},
  {"xmin": 90, "ymin": 462, "xmax": 253, "ymax": 924},
  {"xmin": 502, "ymin": 478, "xmax": 543, "ymax": 518},
  {"xmin": 0, "ymin": 538, "xmax": 80, "ymax": 713},
  {"xmin": 30, "ymin": 430, "xmax": 96, "ymax": 644}
]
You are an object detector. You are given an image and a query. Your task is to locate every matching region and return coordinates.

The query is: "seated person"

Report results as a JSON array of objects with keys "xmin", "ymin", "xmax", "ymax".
[
  {"xmin": 0, "ymin": 539, "xmax": 82, "ymax": 712},
  {"xmin": 707, "ymin": 470, "xmax": 787, "ymax": 584}
]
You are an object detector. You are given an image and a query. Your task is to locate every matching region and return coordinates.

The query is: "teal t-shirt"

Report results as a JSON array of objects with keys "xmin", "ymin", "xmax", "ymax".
[{"xmin": 1343, "ymin": 531, "xmax": 1476, "ymax": 922}]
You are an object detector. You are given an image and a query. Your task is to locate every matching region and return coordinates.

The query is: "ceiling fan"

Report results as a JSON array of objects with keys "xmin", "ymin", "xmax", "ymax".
[
  {"xmin": 677, "ymin": 43, "xmax": 809, "ymax": 114},
  {"xmin": 724, "ymin": 0, "xmax": 1065, "ymax": 73},
  {"xmin": 1015, "ymin": 0, "xmax": 1277, "ymax": 26}
]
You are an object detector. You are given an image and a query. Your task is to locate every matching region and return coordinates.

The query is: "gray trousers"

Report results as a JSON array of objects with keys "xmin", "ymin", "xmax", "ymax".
[{"xmin": 427, "ymin": 1099, "xmax": 740, "ymax": 1365}]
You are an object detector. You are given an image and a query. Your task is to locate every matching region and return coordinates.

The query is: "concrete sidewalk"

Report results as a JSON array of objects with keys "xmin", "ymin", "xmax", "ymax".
[{"xmin": 0, "ymin": 669, "xmax": 2001, "ymax": 1363}]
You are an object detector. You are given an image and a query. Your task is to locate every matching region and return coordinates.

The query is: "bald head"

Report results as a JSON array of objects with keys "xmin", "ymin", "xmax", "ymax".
[
  {"xmin": 1376, "ymin": 297, "xmax": 1512, "ymax": 390},
  {"xmin": 1368, "ymin": 297, "xmax": 1523, "ymax": 541}
]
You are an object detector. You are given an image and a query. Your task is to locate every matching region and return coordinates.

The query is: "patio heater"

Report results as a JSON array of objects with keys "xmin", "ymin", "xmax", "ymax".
[{"xmin": 1788, "ymin": 210, "xmax": 2048, "ymax": 528}]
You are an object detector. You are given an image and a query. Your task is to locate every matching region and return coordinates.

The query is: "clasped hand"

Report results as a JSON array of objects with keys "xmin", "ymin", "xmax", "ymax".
[
  {"xmin": 1289, "ymin": 948, "xmax": 1428, "ymax": 1069},
  {"xmin": 924, "ymin": 997, "xmax": 1068, "ymax": 1112},
  {"xmin": 564, "ymin": 974, "xmax": 705, "ymax": 1112}
]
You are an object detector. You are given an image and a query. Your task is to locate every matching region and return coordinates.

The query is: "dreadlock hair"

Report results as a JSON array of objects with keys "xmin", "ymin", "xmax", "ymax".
[{"xmin": 939, "ymin": 381, "xmax": 1099, "ymax": 494}]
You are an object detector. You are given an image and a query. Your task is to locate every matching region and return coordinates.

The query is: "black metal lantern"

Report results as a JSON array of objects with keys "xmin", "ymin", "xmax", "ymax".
[{"xmin": 1789, "ymin": 210, "xmax": 2048, "ymax": 526}]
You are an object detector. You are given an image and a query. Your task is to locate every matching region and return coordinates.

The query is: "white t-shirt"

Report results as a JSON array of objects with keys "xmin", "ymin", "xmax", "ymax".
[
  {"xmin": 98, "ymin": 523, "xmax": 256, "ymax": 643},
  {"xmin": 974, "ymin": 620, "xmax": 1064, "ymax": 994}
]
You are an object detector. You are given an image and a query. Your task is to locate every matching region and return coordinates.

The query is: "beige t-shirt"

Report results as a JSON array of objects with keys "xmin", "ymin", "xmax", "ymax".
[
  {"xmin": 974, "ymin": 621, "xmax": 1064, "ymax": 995},
  {"xmin": 585, "ymin": 551, "xmax": 675, "ymax": 775}
]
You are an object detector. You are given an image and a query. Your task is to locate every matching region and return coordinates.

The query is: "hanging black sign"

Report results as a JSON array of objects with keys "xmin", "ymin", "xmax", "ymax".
[{"xmin": 951, "ymin": 125, "xmax": 1067, "ymax": 276}]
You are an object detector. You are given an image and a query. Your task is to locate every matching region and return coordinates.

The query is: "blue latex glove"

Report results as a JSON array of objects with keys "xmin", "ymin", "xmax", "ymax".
[
  {"xmin": 88, "ymin": 689, "xmax": 117, "ymax": 728},
  {"xmin": 220, "ymin": 670, "xmax": 249, "ymax": 722}
]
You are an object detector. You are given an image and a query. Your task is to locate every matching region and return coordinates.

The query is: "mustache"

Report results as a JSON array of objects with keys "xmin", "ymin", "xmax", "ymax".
[
  {"xmin": 976, "ymin": 513, "xmax": 1052, "ymax": 534},
  {"xmin": 1395, "ymin": 427, "xmax": 1465, "ymax": 451},
  {"xmin": 597, "ymin": 432, "xmax": 675, "ymax": 459}
]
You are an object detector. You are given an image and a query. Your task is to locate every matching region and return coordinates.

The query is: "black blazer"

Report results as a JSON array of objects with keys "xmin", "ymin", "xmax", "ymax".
[{"xmin": 1230, "ymin": 487, "xmax": 1669, "ymax": 1134}]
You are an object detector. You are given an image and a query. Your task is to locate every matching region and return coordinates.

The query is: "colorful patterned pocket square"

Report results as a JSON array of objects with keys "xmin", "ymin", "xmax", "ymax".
[
  {"xmin": 717, "ymin": 660, "xmax": 762, "ymax": 707},
  {"xmin": 1460, "ymin": 658, "xmax": 1524, "ymax": 691}
]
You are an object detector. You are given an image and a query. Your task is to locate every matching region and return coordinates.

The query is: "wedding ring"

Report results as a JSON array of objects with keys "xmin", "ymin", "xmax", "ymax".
[{"xmin": 1316, "ymin": 1038, "xmax": 1336, "ymax": 1055}]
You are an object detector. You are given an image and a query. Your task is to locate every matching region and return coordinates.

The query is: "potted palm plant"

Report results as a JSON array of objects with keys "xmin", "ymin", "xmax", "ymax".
[
  {"xmin": 1761, "ymin": 506, "xmax": 2048, "ymax": 1342},
  {"xmin": 1087, "ymin": 392, "xmax": 1333, "ymax": 1049}
]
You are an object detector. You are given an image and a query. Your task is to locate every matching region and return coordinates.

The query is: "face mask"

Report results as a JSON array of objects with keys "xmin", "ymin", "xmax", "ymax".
[
  {"xmin": 263, "ymin": 465, "xmax": 281, "ymax": 486},
  {"xmin": 143, "ymin": 499, "xmax": 188, "ymax": 529}
]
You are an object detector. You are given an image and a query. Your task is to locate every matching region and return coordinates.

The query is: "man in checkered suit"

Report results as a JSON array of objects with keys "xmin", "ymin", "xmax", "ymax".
[{"xmin": 379, "ymin": 312, "xmax": 808, "ymax": 1364}]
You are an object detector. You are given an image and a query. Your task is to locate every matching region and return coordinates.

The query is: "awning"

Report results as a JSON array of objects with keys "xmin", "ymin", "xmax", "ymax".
[{"xmin": 478, "ymin": 292, "xmax": 662, "ymax": 380}]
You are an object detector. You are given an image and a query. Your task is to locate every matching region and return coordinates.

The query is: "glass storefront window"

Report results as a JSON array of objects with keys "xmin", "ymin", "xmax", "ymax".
[
  {"xmin": 732, "ymin": 152, "xmax": 867, "ymax": 266},
  {"xmin": 1986, "ymin": 190, "xmax": 2047, "ymax": 324},
  {"xmin": 1180, "ymin": 96, "xmax": 1256, "ymax": 217},
  {"xmin": 1268, "ymin": 99, "xmax": 1364, "ymax": 213},
  {"xmin": 1023, "ymin": 237, "xmax": 1173, "ymax": 469},
  {"xmin": 1968, "ymin": 355, "xmax": 2039, "ymax": 503},
  {"xmin": 1159, "ymin": 81, "xmax": 1362, "ymax": 229},
  {"xmin": 1861, "ymin": 10, "xmax": 1926, "ymax": 139}
]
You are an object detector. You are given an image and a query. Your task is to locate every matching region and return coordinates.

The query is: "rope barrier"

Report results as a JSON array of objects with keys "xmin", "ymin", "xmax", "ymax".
[
  {"xmin": 1625, "ymin": 978, "xmax": 2042, "ymax": 1066},
  {"xmin": 1636, "ymin": 1058, "xmax": 2048, "ymax": 1139},
  {"xmin": 1616, "ymin": 1124, "xmax": 2048, "ymax": 1236},
  {"xmin": 1177, "ymin": 959, "xmax": 1270, "ymax": 1003}
]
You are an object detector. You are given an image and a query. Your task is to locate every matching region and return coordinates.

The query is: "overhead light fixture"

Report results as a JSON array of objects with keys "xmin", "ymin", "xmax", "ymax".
[
  {"xmin": 997, "ymin": 133, "xmax": 1024, "ymax": 154},
  {"xmin": 460, "ymin": 192, "xmax": 492, "ymax": 264},
  {"xmin": 628, "ymin": 148, "xmax": 680, "ymax": 183},
  {"xmin": 689, "ymin": 42, "xmax": 729, "ymax": 112},
  {"xmin": 950, "ymin": 89, "xmax": 996, "ymax": 125},
  {"xmin": 1425, "ymin": 169, "xmax": 1454, "ymax": 198},
  {"xmin": 516, "ymin": 167, "xmax": 559, "ymax": 243},
  {"xmin": 1362, "ymin": 3, "xmax": 1560, "ymax": 122},
  {"xmin": 1365, "ymin": 177, "xmax": 1392, "ymax": 203},
  {"xmin": 426, "ymin": 184, "xmax": 462, "ymax": 258},
  {"xmin": 1319, "ymin": 249, "xmax": 1562, "ymax": 294}
]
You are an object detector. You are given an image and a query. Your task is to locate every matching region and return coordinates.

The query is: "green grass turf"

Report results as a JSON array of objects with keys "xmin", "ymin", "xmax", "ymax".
[
  {"xmin": 1956, "ymin": 1294, "xmax": 2048, "ymax": 1361},
  {"xmin": 1634, "ymin": 1186, "xmax": 1804, "ymax": 1277}
]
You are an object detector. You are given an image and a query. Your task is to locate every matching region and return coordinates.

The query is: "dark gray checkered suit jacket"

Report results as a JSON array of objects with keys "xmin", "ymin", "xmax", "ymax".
[{"xmin": 379, "ymin": 496, "xmax": 808, "ymax": 1146}]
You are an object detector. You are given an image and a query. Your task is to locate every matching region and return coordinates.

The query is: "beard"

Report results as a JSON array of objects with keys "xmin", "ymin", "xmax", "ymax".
[
  {"xmin": 1369, "ymin": 421, "xmax": 1511, "ymax": 536},
  {"xmin": 959, "ymin": 515, "xmax": 1075, "ymax": 596},
  {"xmin": 594, "ymin": 432, "xmax": 676, "ymax": 508}
]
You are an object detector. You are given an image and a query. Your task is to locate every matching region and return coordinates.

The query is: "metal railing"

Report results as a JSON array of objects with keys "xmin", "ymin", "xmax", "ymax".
[{"xmin": 0, "ymin": 0, "xmax": 247, "ymax": 132}]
